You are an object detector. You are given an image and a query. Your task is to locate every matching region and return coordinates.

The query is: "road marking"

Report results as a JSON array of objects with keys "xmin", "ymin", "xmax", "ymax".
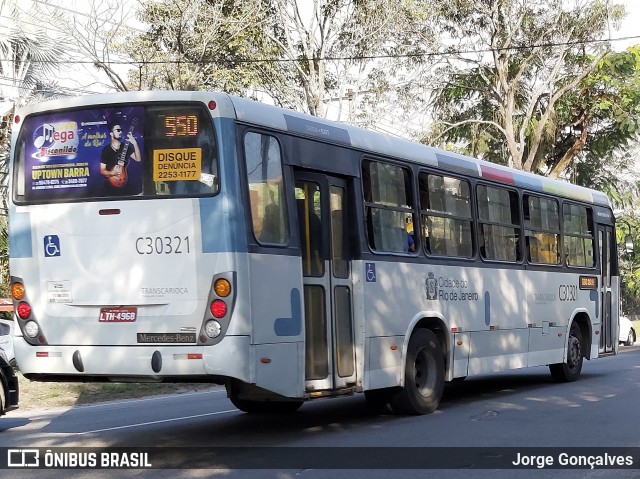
[{"xmin": 76, "ymin": 409, "xmax": 238, "ymax": 435}]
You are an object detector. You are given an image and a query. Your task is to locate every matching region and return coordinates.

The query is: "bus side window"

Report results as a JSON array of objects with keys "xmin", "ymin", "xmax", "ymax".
[
  {"xmin": 419, "ymin": 171, "xmax": 473, "ymax": 258},
  {"xmin": 244, "ymin": 132, "xmax": 289, "ymax": 246},
  {"xmin": 477, "ymin": 184, "xmax": 521, "ymax": 262},
  {"xmin": 563, "ymin": 203, "xmax": 595, "ymax": 267},
  {"xmin": 362, "ymin": 159, "xmax": 415, "ymax": 254},
  {"xmin": 523, "ymin": 194, "xmax": 560, "ymax": 265},
  {"xmin": 526, "ymin": 235, "xmax": 540, "ymax": 263}
]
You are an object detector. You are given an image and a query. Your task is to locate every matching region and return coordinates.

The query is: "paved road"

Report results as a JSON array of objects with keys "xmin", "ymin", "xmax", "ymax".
[{"xmin": 1, "ymin": 345, "xmax": 639, "ymax": 478}]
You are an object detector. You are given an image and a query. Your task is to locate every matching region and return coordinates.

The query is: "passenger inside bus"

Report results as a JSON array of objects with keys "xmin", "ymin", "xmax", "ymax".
[{"xmin": 260, "ymin": 190, "xmax": 282, "ymax": 243}]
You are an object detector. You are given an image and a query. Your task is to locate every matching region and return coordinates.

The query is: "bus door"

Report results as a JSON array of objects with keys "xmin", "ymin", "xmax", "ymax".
[
  {"xmin": 598, "ymin": 225, "xmax": 616, "ymax": 354},
  {"xmin": 293, "ymin": 172, "xmax": 356, "ymax": 392}
]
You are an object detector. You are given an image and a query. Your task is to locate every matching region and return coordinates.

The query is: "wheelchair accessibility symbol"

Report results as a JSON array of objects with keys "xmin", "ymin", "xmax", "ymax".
[
  {"xmin": 44, "ymin": 235, "xmax": 61, "ymax": 257},
  {"xmin": 365, "ymin": 262, "xmax": 376, "ymax": 283}
]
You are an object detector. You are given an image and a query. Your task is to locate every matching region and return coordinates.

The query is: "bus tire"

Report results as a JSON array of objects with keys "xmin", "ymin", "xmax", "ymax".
[
  {"xmin": 549, "ymin": 322, "xmax": 583, "ymax": 382},
  {"xmin": 229, "ymin": 396, "xmax": 303, "ymax": 414},
  {"xmin": 390, "ymin": 328, "xmax": 444, "ymax": 415}
]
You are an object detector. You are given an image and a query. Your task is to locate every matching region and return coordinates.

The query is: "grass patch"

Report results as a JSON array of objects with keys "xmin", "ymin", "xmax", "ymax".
[
  {"xmin": 632, "ymin": 320, "xmax": 640, "ymax": 338},
  {"xmin": 17, "ymin": 373, "xmax": 217, "ymax": 411}
]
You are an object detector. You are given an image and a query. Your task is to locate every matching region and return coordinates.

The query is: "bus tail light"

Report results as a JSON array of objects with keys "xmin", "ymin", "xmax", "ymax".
[
  {"xmin": 204, "ymin": 320, "xmax": 222, "ymax": 338},
  {"xmin": 11, "ymin": 276, "xmax": 48, "ymax": 345},
  {"xmin": 24, "ymin": 321, "xmax": 39, "ymax": 338},
  {"xmin": 12, "ymin": 282, "xmax": 25, "ymax": 300},
  {"xmin": 17, "ymin": 301, "xmax": 31, "ymax": 319},
  {"xmin": 210, "ymin": 300, "xmax": 227, "ymax": 318},
  {"xmin": 199, "ymin": 272, "xmax": 236, "ymax": 345},
  {"xmin": 214, "ymin": 278, "xmax": 231, "ymax": 297}
]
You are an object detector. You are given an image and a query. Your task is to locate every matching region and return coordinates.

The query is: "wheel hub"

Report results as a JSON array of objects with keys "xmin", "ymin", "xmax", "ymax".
[
  {"xmin": 568, "ymin": 336, "xmax": 581, "ymax": 368},
  {"xmin": 414, "ymin": 349, "xmax": 436, "ymax": 397}
]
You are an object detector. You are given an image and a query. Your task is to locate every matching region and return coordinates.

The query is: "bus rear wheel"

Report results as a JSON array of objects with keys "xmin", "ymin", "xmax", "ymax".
[
  {"xmin": 390, "ymin": 328, "xmax": 444, "ymax": 415},
  {"xmin": 549, "ymin": 322, "xmax": 583, "ymax": 382}
]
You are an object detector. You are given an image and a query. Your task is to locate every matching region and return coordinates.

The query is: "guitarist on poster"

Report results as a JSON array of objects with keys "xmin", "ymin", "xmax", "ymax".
[{"xmin": 100, "ymin": 118, "xmax": 141, "ymax": 195}]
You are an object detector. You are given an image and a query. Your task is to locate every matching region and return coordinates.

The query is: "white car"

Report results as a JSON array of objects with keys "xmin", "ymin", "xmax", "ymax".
[
  {"xmin": 0, "ymin": 317, "xmax": 15, "ymax": 367},
  {"xmin": 619, "ymin": 316, "xmax": 636, "ymax": 347}
]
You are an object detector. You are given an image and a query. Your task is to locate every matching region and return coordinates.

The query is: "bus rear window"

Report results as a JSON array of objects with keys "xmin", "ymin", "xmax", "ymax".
[{"xmin": 13, "ymin": 103, "xmax": 218, "ymax": 203}]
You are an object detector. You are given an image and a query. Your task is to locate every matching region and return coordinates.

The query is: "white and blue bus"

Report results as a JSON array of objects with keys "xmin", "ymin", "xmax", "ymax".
[{"xmin": 8, "ymin": 91, "xmax": 620, "ymax": 414}]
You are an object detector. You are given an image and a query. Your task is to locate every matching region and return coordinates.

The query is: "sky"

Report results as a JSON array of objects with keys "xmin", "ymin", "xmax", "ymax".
[
  {"xmin": 611, "ymin": 0, "xmax": 640, "ymax": 50},
  {"xmin": 5, "ymin": 0, "xmax": 639, "ymax": 97},
  {"xmin": 4, "ymin": 0, "xmax": 640, "ymax": 127}
]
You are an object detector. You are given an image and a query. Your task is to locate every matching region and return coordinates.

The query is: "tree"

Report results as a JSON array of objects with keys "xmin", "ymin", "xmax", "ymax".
[
  {"xmin": 422, "ymin": 0, "xmax": 627, "ymax": 180},
  {"xmin": 259, "ymin": 0, "xmax": 430, "ymax": 117},
  {"xmin": 0, "ymin": 0, "xmax": 64, "ymax": 294},
  {"xmin": 37, "ymin": 0, "xmax": 141, "ymax": 93},
  {"xmin": 123, "ymin": 0, "xmax": 281, "ymax": 94},
  {"xmin": 0, "ymin": 1, "xmax": 64, "ymax": 185},
  {"xmin": 563, "ymin": 47, "xmax": 640, "ymax": 195},
  {"xmin": 125, "ymin": 0, "xmax": 438, "ymax": 122},
  {"xmin": 240, "ymin": 0, "xmax": 439, "ymax": 120},
  {"xmin": 616, "ymin": 214, "xmax": 640, "ymax": 314},
  {"xmin": 0, "ymin": 0, "xmax": 64, "ymax": 171}
]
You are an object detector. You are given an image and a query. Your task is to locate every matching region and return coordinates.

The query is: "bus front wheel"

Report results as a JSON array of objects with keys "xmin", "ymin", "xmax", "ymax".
[
  {"xmin": 390, "ymin": 328, "xmax": 444, "ymax": 415},
  {"xmin": 549, "ymin": 322, "xmax": 583, "ymax": 382}
]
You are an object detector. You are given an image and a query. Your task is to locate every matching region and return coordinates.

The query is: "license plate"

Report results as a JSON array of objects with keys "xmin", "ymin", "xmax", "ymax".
[{"xmin": 99, "ymin": 307, "xmax": 137, "ymax": 322}]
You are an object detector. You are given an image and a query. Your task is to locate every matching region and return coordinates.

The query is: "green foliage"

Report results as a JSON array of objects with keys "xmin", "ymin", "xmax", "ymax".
[
  {"xmin": 125, "ymin": 0, "xmax": 282, "ymax": 94},
  {"xmin": 423, "ymin": 0, "xmax": 634, "ymax": 188},
  {"xmin": 125, "ymin": 0, "xmax": 438, "ymax": 119},
  {"xmin": 551, "ymin": 47, "xmax": 640, "ymax": 190},
  {"xmin": 616, "ymin": 215, "xmax": 640, "ymax": 314},
  {"xmin": 0, "ymin": 0, "xmax": 65, "ymax": 298}
]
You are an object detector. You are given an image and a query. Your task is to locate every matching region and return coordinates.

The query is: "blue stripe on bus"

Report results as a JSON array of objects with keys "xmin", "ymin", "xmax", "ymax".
[
  {"xmin": 9, "ymin": 212, "xmax": 33, "ymax": 258},
  {"xmin": 274, "ymin": 288, "xmax": 302, "ymax": 336},
  {"xmin": 513, "ymin": 174, "xmax": 543, "ymax": 190},
  {"xmin": 200, "ymin": 117, "xmax": 248, "ymax": 253}
]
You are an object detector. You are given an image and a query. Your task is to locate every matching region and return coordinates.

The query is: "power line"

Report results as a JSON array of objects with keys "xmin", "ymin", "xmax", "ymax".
[
  {"xmin": 29, "ymin": 0, "xmax": 146, "ymax": 34},
  {"xmin": 0, "ymin": 33, "xmax": 638, "ymax": 66},
  {"xmin": 0, "ymin": 11, "xmax": 135, "ymax": 63},
  {"xmin": 0, "ymin": 77, "xmax": 105, "ymax": 96}
]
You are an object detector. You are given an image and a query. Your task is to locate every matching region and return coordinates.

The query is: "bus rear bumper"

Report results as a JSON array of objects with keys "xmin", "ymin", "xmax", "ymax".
[{"xmin": 13, "ymin": 340, "xmax": 234, "ymax": 380}]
